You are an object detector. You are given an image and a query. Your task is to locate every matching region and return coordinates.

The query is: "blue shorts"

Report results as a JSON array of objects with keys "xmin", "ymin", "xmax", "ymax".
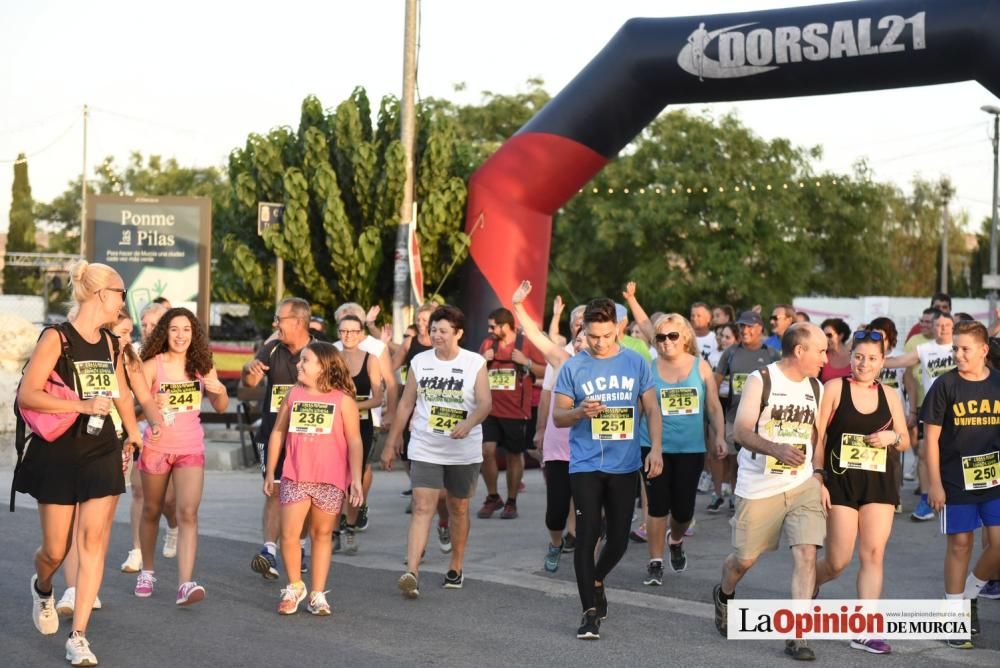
[{"xmin": 940, "ymin": 496, "xmax": 1000, "ymax": 535}]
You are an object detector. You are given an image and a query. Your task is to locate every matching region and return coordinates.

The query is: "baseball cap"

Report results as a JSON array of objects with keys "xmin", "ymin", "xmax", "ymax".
[
  {"xmin": 614, "ymin": 303, "xmax": 628, "ymax": 323},
  {"xmin": 736, "ymin": 310, "xmax": 763, "ymax": 327}
]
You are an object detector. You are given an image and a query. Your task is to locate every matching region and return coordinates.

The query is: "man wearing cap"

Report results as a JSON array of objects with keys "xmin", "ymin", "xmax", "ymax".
[
  {"xmin": 616, "ymin": 302, "xmax": 653, "ymax": 362},
  {"xmin": 764, "ymin": 304, "xmax": 795, "ymax": 351},
  {"xmin": 711, "ymin": 310, "xmax": 780, "ymax": 513}
]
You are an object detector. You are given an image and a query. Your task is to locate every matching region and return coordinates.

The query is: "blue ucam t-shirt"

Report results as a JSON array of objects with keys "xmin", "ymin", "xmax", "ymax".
[{"xmin": 554, "ymin": 347, "xmax": 654, "ymax": 474}]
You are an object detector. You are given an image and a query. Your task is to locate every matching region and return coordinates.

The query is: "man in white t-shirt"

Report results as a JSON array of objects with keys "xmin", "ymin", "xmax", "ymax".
[
  {"xmin": 713, "ymin": 324, "xmax": 827, "ymax": 661},
  {"xmin": 691, "ymin": 302, "xmax": 720, "ymax": 367}
]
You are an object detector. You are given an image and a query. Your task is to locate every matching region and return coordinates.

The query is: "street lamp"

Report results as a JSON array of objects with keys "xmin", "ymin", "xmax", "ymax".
[{"xmin": 982, "ymin": 105, "xmax": 1000, "ymax": 322}]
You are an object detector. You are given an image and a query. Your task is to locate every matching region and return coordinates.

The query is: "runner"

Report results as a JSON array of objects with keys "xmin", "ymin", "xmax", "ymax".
[
  {"xmin": 691, "ymin": 302, "xmax": 721, "ymax": 367},
  {"xmin": 14, "ymin": 260, "xmax": 149, "ymax": 666},
  {"xmin": 334, "ymin": 314, "xmax": 384, "ymax": 554},
  {"xmin": 764, "ymin": 304, "xmax": 795, "ymax": 350},
  {"xmin": 382, "ymin": 305, "xmax": 492, "ymax": 598},
  {"xmin": 134, "ymin": 308, "xmax": 229, "ymax": 605},
  {"xmin": 264, "ymin": 341, "xmax": 364, "ymax": 615},
  {"xmin": 901, "ymin": 308, "xmax": 936, "ymax": 483},
  {"xmin": 819, "ymin": 318, "xmax": 852, "ymax": 382},
  {"xmin": 712, "ymin": 305, "xmax": 736, "ymax": 328},
  {"xmin": 813, "ymin": 330, "xmax": 910, "ymax": 654},
  {"xmin": 923, "ymin": 321, "xmax": 1000, "ymax": 649},
  {"xmin": 553, "ymin": 297, "xmax": 663, "ymax": 640},
  {"xmin": 712, "ymin": 311, "xmax": 780, "ymax": 512},
  {"xmin": 243, "ymin": 297, "xmax": 314, "ymax": 579},
  {"xmin": 713, "ymin": 323, "xmax": 827, "ymax": 661}
]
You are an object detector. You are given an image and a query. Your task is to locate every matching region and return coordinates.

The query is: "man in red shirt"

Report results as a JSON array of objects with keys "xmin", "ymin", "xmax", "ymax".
[{"xmin": 477, "ymin": 308, "xmax": 546, "ymax": 519}]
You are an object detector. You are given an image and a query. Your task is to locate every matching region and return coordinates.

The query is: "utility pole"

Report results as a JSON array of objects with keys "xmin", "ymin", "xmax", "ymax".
[
  {"xmin": 984, "ymin": 106, "xmax": 1000, "ymax": 320},
  {"xmin": 80, "ymin": 104, "xmax": 88, "ymax": 258},
  {"xmin": 391, "ymin": 0, "xmax": 418, "ymax": 342},
  {"xmin": 939, "ymin": 189, "xmax": 949, "ymax": 293}
]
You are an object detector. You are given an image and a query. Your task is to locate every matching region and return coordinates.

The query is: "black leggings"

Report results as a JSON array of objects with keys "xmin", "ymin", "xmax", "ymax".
[
  {"xmin": 570, "ymin": 470, "xmax": 638, "ymax": 612},
  {"xmin": 543, "ymin": 461, "xmax": 571, "ymax": 532},
  {"xmin": 640, "ymin": 450, "xmax": 705, "ymax": 523}
]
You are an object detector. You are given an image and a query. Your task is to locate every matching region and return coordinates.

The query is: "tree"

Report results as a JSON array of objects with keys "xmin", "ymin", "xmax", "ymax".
[
  {"xmin": 3, "ymin": 153, "xmax": 39, "ymax": 294},
  {"xmin": 217, "ymin": 88, "xmax": 470, "ymax": 322}
]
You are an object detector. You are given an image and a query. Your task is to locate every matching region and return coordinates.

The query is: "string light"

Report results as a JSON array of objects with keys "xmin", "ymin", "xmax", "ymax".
[{"xmin": 575, "ymin": 179, "xmax": 848, "ymax": 196}]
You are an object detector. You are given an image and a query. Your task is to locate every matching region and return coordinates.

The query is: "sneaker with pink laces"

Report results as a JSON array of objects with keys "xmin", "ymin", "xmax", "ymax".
[
  {"xmin": 176, "ymin": 581, "xmax": 205, "ymax": 606},
  {"xmin": 134, "ymin": 571, "xmax": 156, "ymax": 598}
]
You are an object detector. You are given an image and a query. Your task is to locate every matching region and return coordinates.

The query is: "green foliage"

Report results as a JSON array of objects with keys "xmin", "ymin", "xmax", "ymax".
[{"xmin": 3, "ymin": 154, "xmax": 39, "ymax": 294}]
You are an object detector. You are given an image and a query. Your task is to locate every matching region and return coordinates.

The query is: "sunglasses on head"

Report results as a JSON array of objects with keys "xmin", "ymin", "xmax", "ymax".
[
  {"xmin": 853, "ymin": 330, "xmax": 884, "ymax": 343},
  {"xmin": 655, "ymin": 332, "xmax": 682, "ymax": 343}
]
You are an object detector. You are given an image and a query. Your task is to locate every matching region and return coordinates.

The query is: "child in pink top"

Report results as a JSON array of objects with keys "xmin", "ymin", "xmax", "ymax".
[
  {"xmin": 135, "ymin": 308, "xmax": 228, "ymax": 606},
  {"xmin": 264, "ymin": 341, "xmax": 364, "ymax": 616}
]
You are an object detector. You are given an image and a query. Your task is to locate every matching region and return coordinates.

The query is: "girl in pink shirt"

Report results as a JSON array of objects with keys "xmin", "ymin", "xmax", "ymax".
[{"xmin": 264, "ymin": 341, "xmax": 364, "ymax": 616}]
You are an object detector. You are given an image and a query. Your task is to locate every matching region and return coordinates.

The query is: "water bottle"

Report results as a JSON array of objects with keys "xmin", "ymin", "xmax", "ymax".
[
  {"xmin": 159, "ymin": 389, "xmax": 175, "ymax": 426},
  {"xmin": 86, "ymin": 414, "xmax": 105, "ymax": 436}
]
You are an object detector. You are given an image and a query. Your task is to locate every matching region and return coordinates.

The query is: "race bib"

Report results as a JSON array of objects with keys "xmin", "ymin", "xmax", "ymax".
[
  {"xmin": 765, "ymin": 442, "xmax": 808, "ymax": 476},
  {"xmin": 590, "ymin": 407, "xmax": 634, "ymax": 441},
  {"xmin": 290, "ymin": 401, "xmax": 335, "ymax": 434},
  {"xmin": 660, "ymin": 387, "xmax": 700, "ymax": 416},
  {"xmin": 75, "ymin": 360, "xmax": 119, "ymax": 398},
  {"xmin": 429, "ymin": 405, "xmax": 467, "ymax": 435},
  {"xmin": 270, "ymin": 384, "xmax": 292, "ymax": 413},
  {"xmin": 838, "ymin": 433, "xmax": 886, "ymax": 473},
  {"xmin": 732, "ymin": 373, "xmax": 749, "ymax": 396},
  {"xmin": 962, "ymin": 451, "xmax": 1000, "ymax": 491},
  {"xmin": 488, "ymin": 368, "xmax": 516, "ymax": 391},
  {"xmin": 357, "ymin": 394, "xmax": 371, "ymax": 421},
  {"xmin": 161, "ymin": 381, "xmax": 201, "ymax": 413}
]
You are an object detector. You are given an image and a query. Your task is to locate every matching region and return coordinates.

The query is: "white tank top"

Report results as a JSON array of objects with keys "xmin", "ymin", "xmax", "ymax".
[
  {"xmin": 408, "ymin": 347, "xmax": 486, "ymax": 465},
  {"xmin": 917, "ymin": 340, "xmax": 956, "ymax": 395},
  {"xmin": 735, "ymin": 363, "xmax": 822, "ymax": 499}
]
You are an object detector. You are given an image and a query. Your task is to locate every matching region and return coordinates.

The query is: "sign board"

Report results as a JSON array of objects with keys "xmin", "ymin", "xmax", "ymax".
[
  {"xmin": 982, "ymin": 274, "xmax": 1000, "ymax": 290},
  {"xmin": 258, "ymin": 202, "xmax": 284, "ymax": 235},
  {"xmin": 86, "ymin": 195, "xmax": 211, "ymax": 326}
]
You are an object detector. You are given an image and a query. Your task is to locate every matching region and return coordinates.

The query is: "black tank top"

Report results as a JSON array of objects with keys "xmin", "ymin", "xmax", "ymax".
[
  {"xmin": 824, "ymin": 379, "xmax": 899, "ymax": 482},
  {"xmin": 58, "ymin": 323, "xmax": 119, "ymax": 455},
  {"xmin": 404, "ymin": 336, "xmax": 432, "ymax": 369},
  {"xmin": 351, "ymin": 352, "xmax": 373, "ymax": 423}
]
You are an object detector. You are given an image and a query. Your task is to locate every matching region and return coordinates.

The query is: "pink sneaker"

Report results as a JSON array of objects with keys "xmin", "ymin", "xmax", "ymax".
[
  {"xmin": 176, "ymin": 581, "xmax": 205, "ymax": 606},
  {"xmin": 134, "ymin": 571, "xmax": 156, "ymax": 598}
]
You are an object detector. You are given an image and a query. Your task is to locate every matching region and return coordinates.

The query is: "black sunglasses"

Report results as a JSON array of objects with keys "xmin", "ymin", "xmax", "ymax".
[
  {"xmin": 655, "ymin": 332, "xmax": 682, "ymax": 343},
  {"xmin": 854, "ymin": 330, "xmax": 884, "ymax": 342}
]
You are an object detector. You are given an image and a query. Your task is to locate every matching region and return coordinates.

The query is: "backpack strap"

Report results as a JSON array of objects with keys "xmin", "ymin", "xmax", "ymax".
[{"xmin": 750, "ymin": 366, "xmax": 772, "ymax": 459}]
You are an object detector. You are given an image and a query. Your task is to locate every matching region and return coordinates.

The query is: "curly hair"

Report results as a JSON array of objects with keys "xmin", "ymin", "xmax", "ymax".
[
  {"xmin": 140, "ymin": 307, "xmax": 214, "ymax": 377},
  {"xmin": 307, "ymin": 341, "xmax": 356, "ymax": 396}
]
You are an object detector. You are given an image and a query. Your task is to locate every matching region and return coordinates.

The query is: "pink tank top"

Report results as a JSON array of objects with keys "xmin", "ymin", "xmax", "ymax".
[
  {"xmin": 281, "ymin": 385, "xmax": 352, "ymax": 491},
  {"xmin": 142, "ymin": 354, "xmax": 205, "ymax": 455},
  {"xmin": 542, "ymin": 387, "xmax": 570, "ymax": 463}
]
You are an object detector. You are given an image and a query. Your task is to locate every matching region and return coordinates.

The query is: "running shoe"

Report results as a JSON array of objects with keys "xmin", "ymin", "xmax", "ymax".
[
  {"xmin": 713, "ymin": 584, "xmax": 727, "ymax": 637},
  {"xmin": 121, "ymin": 548, "xmax": 142, "ymax": 573},
  {"xmin": 784, "ymin": 639, "xmax": 816, "ymax": 660},
  {"xmin": 402, "ymin": 549, "xmax": 426, "ymax": 566},
  {"xmin": 65, "ymin": 631, "xmax": 97, "ymax": 667},
  {"xmin": 92, "ymin": 595, "xmax": 102, "ymax": 610},
  {"xmin": 644, "ymin": 560, "xmax": 664, "ymax": 586},
  {"xmin": 443, "ymin": 570, "xmax": 464, "ymax": 589},
  {"xmin": 697, "ymin": 470, "xmax": 713, "ymax": 494},
  {"xmin": 707, "ymin": 494, "xmax": 725, "ymax": 513},
  {"xmin": 343, "ymin": 529, "xmax": 358, "ymax": 555},
  {"xmin": 946, "ymin": 638, "xmax": 974, "ymax": 649},
  {"xmin": 518, "ymin": 480, "xmax": 526, "ymax": 492},
  {"xmin": 162, "ymin": 527, "xmax": 178, "ymax": 559},
  {"xmin": 721, "ymin": 482, "xmax": 733, "ymax": 497},
  {"xmin": 561, "ymin": 533, "xmax": 576, "ymax": 553},
  {"xmin": 401, "ymin": 488, "xmax": 412, "ymax": 496},
  {"xmin": 301, "ymin": 546, "xmax": 309, "ymax": 574},
  {"xmin": 544, "ymin": 543, "xmax": 562, "ymax": 573},
  {"xmin": 684, "ymin": 518, "xmax": 696, "ymax": 537},
  {"xmin": 438, "ymin": 525, "xmax": 452, "ymax": 553},
  {"xmin": 903, "ymin": 462, "xmax": 917, "ymax": 481},
  {"xmin": 134, "ymin": 571, "xmax": 156, "ymax": 598},
  {"xmin": 476, "ymin": 494, "xmax": 504, "ymax": 519},
  {"xmin": 333, "ymin": 533, "xmax": 341, "ymax": 553},
  {"xmin": 251, "ymin": 548, "xmax": 279, "ymax": 580},
  {"xmin": 594, "ymin": 584, "xmax": 608, "ymax": 620},
  {"xmin": 980, "ymin": 580, "xmax": 1000, "ymax": 599},
  {"xmin": 850, "ymin": 639, "xmax": 891, "ymax": 654},
  {"xmin": 971, "ymin": 598, "xmax": 979, "ymax": 635},
  {"xmin": 729, "ymin": 497, "xmax": 735, "ymax": 514},
  {"xmin": 629, "ymin": 523, "xmax": 647, "ymax": 543},
  {"xmin": 278, "ymin": 581, "xmax": 306, "ymax": 615},
  {"xmin": 57, "ymin": 587, "xmax": 75, "ymax": 617},
  {"xmin": 669, "ymin": 542, "xmax": 688, "ymax": 573},
  {"xmin": 576, "ymin": 609, "xmax": 600, "ymax": 640},
  {"xmin": 30, "ymin": 575, "xmax": 58, "ymax": 635},
  {"xmin": 405, "ymin": 500, "xmax": 412, "ymax": 514},
  {"xmin": 398, "ymin": 571, "xmax": 420, "ymax": 599},
  {"xmin": 176, "ymin": 581, "xmax": 205, "ymax": 606},
  {"xmin": 500, "ymin": 499, "xmax": 518, "ymax": 520},
  {"xmin": 356, "ymin": 504, "xmax": 370, "ymax": 532},
  {"xmin": 911, "ymin": 496, "xmax": 935, "ymax": 521},
  {"xmin": 307, "ymin": 590, "xmax": 331, "ymax": 616}
]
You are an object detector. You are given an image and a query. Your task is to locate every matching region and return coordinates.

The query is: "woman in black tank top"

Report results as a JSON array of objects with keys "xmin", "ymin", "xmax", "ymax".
[{"xmin": 812, "ymin": 332, "xmax": 910, "ymax": 655}]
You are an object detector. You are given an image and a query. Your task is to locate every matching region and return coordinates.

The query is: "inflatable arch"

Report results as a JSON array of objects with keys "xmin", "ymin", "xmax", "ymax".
[{"xmin": 459, "ymin": 0, "xmax": 1000, "ymax": 343}]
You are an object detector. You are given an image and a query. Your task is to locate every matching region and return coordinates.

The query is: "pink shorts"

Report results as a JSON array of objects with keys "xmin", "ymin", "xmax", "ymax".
[
  {"xmin": 279, "ymin": 479, "xmax": 345, "ymax": 516},
  {"xmin": 138, "ymin": 448, "xmax": 205, "ymax": 475}
]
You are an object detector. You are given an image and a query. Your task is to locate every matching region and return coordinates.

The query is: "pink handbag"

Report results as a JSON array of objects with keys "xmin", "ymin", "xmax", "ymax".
[{"xmin": 19, "ymin": 371, "xmax": 81, "ymax": 441}]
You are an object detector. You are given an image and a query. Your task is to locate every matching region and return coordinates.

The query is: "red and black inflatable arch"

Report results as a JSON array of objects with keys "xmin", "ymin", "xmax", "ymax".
[{"xmin": 460, "ymin": 0, "xmax": 1000, "ymax": 342}]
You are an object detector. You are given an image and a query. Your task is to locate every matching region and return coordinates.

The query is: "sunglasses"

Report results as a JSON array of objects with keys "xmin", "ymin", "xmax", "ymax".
[
  {"xmin": 338, "ymin": 329, "xmax": 363, "ymax": 335},
  {"xmin": 854, "ymin": 330, "xmax": 884, "ymax": 343},
  {"xmin": 655, "ymin": 332, "xmax": 682, "ymax": 343},
  {"xmin": 105, "ymin": 287, "xmax": 127, "ymax": 299}
]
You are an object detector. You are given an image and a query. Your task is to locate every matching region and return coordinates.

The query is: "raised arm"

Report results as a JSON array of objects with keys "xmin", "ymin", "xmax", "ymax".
[
  {"xmin": 511, "ymin": 280, "xmax": 569, "ymax": 368},
  {"xmin": 622, "ymin": 281, "xmax": 654, "ymax": 343},
  {"xmin": 548, "ymin": 295, "xmax": 565, "ymax": 341}
]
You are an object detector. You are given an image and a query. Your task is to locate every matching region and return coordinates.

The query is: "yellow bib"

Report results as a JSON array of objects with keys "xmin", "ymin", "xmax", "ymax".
[
  {"xmin": 590, "ymin": 407, "xmax": 635, "ymax": 441},
  {"xmin": 289, "ymin": 401, "xmax": 335, "ymax": 435}
]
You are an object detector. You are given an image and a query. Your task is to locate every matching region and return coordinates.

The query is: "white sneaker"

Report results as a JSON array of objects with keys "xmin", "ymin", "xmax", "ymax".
[
  {"xmin": 697, "ymin": 471, "xmax": 714, "ymax": 494},
  {"xmin": 721, "ymin": 482, "xmax": 733, "ymax": 497},
  {"xmin": 121, "ymin": 548, "xmax": 142, "ymax": 573},
  {"xmin": 65, "ymin": 631, "xmax": 97, "ymax": 666},
  {"xmin": 57, "ymin": 587, "xmax": 75, "ymax": 616},
  {"xmin": 30, "ymin": 574, "xmax": 59, "ymax": 635},
  {"xmin": 162, "ymin": 527, "xmax": 178, "ymax": 559}
]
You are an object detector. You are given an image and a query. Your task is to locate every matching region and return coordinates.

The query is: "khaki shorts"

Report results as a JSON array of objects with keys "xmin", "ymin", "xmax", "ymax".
[
  {"xmin": 731, "ymin": 477, "xmax": 826, "ymax": 561},
  {"xmin": 724, "ymin": 423, "xmax": 738, "ymax": 456}
]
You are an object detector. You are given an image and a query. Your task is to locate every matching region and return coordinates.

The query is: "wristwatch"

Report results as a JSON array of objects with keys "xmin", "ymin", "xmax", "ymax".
[
  {"xmin": 892, "ymin": 432, "xmax": 902, "ymax": 448},
  {"xmin": 813, "ymin": 468, "xmax": 828, "ymax": 483}
]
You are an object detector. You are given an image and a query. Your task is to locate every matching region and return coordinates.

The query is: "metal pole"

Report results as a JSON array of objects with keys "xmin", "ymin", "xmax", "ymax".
[
  {"xmin": 80, "ymin": 104, "xmax": 88, "ymax": 258},
  {"xmin": 392, "ymin": 0, "xmax": 418, "ymax": 343},
  {"xmin": 940, "ymin": 194, "xmax": 949, "ymax": 293},
  {"xmin": 275, "ymin": 257, "xmax": 284, "ymax": 309},
  {"xmin": 989, "ymin": 110, "xmax": 999, "ymax": 319}
]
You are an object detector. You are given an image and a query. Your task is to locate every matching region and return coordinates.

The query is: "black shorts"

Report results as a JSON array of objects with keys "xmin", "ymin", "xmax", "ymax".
[
  {"xmin": 482, "ymin": 416, "xmax": 531, "ymax": 454},
  {"xmin": 16, "ymin": 438, "xmax": 126, "ymax": 505},
  {"xmin": 639, "ymin": 449, "xmax": 705, "ymax": 523},
  {"xmin": 826, "ymin": 467, "xmax": 900, "ymax": 510}
]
